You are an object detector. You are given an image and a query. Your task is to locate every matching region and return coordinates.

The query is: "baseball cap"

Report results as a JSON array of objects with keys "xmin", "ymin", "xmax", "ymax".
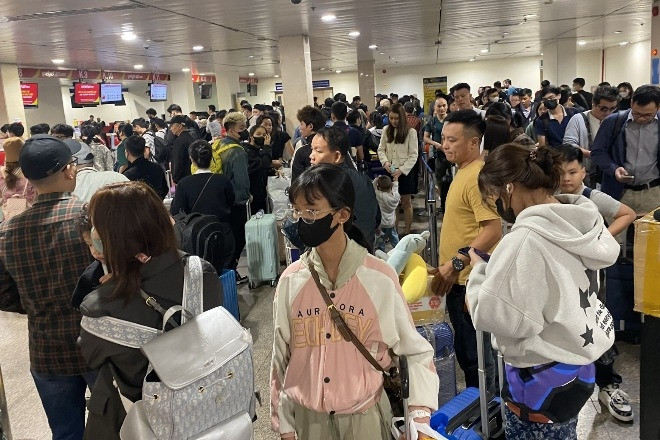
[
  {"xmin": 81, "ymin": 152, "xmax": 95, "ymax": 165},
  {"xmin": 62, "ymin": 139, "xmax": 92, "ymax": 164},
  {"xmin": 19, "ymin": 134, "xmax": 73, "ymax": 180}
]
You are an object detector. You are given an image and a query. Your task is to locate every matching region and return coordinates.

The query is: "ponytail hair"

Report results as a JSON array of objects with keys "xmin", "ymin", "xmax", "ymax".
[
  {"xmin": 478, "ymin": 143, "xmax": 563, "ymax": 198},
  {"xmin": 289, "ymin": 164, "xmax": 370, "ymax": 250}
]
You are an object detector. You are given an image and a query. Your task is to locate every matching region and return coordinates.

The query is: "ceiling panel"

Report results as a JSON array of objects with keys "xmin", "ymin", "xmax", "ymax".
[{"xmin": 0, "ymin": 0, "xmax": 651, "ymax": 76}]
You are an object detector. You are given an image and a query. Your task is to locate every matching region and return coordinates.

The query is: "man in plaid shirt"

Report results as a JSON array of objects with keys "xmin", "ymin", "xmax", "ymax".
[{"xmin": 0, "ymin": 134, "xmax": 94, "ymax": 440}]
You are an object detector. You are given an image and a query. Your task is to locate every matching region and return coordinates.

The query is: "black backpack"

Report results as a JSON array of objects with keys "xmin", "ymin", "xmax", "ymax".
[
  {"xmin": 153, "ymin": 135, "xmax": 170, "ymax": 166},
  {"xmin": 173, "ymin": 212, "xmax": 235, "ymax": 275}
]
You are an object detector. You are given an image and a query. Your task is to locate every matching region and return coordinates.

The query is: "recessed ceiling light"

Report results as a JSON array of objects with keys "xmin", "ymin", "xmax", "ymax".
[
  {"xmin": 274, "ymin": 74, "xmax": 280, "ymax": 78},
  {"xmin": 248, "ymin": 72, "xmax": 255, "ymax": 76},
  {"xmin": 469, "ymin": 58, "xmax": 475, "ymax": 62},
  {"xmin": 348, "ymin": 31, "xmax": 360, "ymax": 37},
  {"xmin": 541, "ymin": 52, "xmax": 544, "ymax": 55},
  {"xmin": 336, "ymin": 70, "xmax": 342, "ymax": 73},
  {"xmin": 614, "ymin": 30, "xmax": 622, "ymax": 34},
  {"xmin": 133, "ymin": 64, "xmax": 143, "ymax": 69},
  {"xmin": 248, "ymin": 55, "xmax": 254, "ymax": 58},
  {"xmin": 379, "ymin": 52, "xmax": 385, "ymax": 55},
  {"xmin": 525, "ymin": 14, "xmax": 537, "ymax": 18},
  {"xmin": 620, "ymin": 41, "xmax": 630, "ymax": 46},
  {"xmin": 321, "ymin": 14, "xmax": 336, "ymax": 22},
  {"xmin": 502, "ymin": 32, "xmax": 510, "ymax": 36},
  {"xmin": 369, "ymin": 44, "xmax": 378, "ymax": 49},
  {"xmin": 181, "ymin": 68, "xmax": 190, "ymax": 72},
  {"xmin": 578, "ymin": 41, "xmax": 587, "ymax": 46},
  {"xmin": 193, "ymin": 45, "xmax": 204, "ymax": 51},
  {"xmin": 51, "ymin": 59, "xmax": 64, "ymax": 64},
  {"xmin": 480, "ymin": 48, "xmax": 489, "ymax": 53},
  {"xmin": 121, "ymin": 32, "xmax": 137, "ymax": 41}
]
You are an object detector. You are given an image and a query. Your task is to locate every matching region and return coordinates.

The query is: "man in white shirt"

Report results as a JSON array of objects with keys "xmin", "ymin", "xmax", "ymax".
[
  {"xmin": 73, "ymin": 153, "xmax": 128, "ymax": 203},
  {"xmin": 132, "ymin": 118, "xmax": 155, "ymax": 158},
  {"xmin": 563, "ymin": 86, "xmax": 620, "ymax": 187}
]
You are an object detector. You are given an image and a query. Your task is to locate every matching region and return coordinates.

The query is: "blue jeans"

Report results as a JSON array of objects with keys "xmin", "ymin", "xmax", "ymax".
[
  {"xmin": 504, "ymin": 406, "xmax": 578, "ymax": 439},
  {"xmin": 31, "ymin": 369, "xmax": 98, "ymax": 440},
  {"xmin": 376, "ymin": 227, "xmax": 399, "ymax": 252},
  {"xmin": 446, "ymin": 284, "xmax": 496, "ymax": 390}
]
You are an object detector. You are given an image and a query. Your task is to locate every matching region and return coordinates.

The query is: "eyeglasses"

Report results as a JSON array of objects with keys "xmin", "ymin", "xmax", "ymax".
[
  {"xmin": 631, "ymin": 111, "xmax": 657, "ymax": 120},
  {"xmin": 284, "ymin": 206, "xmax": 337, "ymax": 224},
  {"xmin": 598, "ymin": 105, "xmax": 618, "ymax": 113}
]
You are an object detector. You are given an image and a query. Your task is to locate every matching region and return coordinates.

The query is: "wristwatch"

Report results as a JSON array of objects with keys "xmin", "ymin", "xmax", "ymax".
[
  {"xmin": 451, "ymin": 256, "xmax": 465, "ymax": 272},
  {"xmin": 409, "ymin": 409, "xmax": 432, "ymax": 419}
]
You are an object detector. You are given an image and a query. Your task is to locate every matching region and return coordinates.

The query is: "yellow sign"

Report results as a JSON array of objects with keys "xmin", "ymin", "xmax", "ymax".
[{"xmin": 423, "ymin": 77, "xmax": 448, "ymax": 115}]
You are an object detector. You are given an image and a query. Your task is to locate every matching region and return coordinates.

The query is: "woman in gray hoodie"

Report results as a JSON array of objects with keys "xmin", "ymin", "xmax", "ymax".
[{"xmin": 465, "ymin": 144, "xmax": 619, "ymax": 439}]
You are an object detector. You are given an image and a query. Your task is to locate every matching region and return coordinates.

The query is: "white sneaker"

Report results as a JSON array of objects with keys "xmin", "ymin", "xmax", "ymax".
[{"xmin": 598, "ymin": 384, "xmax": 633, "ymax": 422}]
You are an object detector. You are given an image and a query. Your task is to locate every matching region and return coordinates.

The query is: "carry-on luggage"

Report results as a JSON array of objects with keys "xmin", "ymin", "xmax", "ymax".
[
  {"xmin": 431, "ymin": 331, "xmax": 505, "ymax": 439},
  {"xmin": 220, "ymin": 269, "xmax": 240, "ymax": 321},
  {"xmin": 605, "ymin": 221, "xmax": 641, "ymax": 342},
  {"xmin": 417, "ymin": 323, "xmax": 457, "ymax": 407},
  {"xmin": 245, "ymin": 210, "xmax": 279, "ymax": 289},
  {"xmin": 173, "ymin": 212, "xmax": 235, "ymax": 275}
]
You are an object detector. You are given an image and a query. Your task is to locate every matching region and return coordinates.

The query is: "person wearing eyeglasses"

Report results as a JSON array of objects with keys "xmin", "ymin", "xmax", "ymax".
[
  {"xmin": 534, "ymin": 85, "xmax": 580, "ymax": 148},
  {"xmin": 563, "ymin": 86, "xmax": 620, "ymax": 188},
  {"xmin": 591, "ymin": 85, "xmax": 660, "ymax": 212},
  {"xmin": 0, "ymin": 134, "xmax": 96, "ymax": 440}
]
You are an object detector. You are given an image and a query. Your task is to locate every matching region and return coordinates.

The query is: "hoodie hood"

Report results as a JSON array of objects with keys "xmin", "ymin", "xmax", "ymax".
[{"xmin": 512, "ymin": 194, "xmax": 619, "ymax": 270}]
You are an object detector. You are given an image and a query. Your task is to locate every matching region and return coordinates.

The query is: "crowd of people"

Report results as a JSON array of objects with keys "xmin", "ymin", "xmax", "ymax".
[{"xmin": 0, "ymin": 72, "xmax": 656, "ymax": 440}]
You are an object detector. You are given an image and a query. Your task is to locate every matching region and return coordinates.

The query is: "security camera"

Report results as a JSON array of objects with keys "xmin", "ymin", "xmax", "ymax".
[
  {"xmin": 143, "ymin": 43, "xmax": 150, "ymax": 50},
  {"xmin": 291, "ymin": 0, "xmax": 301, "ymax": 4}
]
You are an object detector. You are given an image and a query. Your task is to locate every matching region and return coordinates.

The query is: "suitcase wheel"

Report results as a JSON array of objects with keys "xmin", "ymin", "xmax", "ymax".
[
  {"xmin": 249, "ymin": 282, "xmax": 257, "ymax": 290},
  {"xmin": 270, "ymin": 280, "xmax": 277, "ymax": 287}
]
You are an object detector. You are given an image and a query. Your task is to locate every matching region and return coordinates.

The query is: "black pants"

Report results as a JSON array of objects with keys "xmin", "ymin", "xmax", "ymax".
[
  {"xmin": 229, "ymin": 203, "xmax": 249, "ymax": 271},
  {"xmin": 435, "ymin": 156, "xmax": 452, "ymax": 212},
  {"xmin": 595, "ymin": 345, "xmax": 622, "ymax": 388},
  {"xmin": 446, "ymin": 285, "xmax": 497, "ymax": 390}
]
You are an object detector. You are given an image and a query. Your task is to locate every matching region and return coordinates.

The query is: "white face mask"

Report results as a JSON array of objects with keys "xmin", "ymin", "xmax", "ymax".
[{"xmin": 619, "ymin": 91, "xmax": 630, "ymax": 99}]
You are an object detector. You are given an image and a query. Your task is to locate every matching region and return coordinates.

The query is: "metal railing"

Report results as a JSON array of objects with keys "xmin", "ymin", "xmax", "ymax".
[
  {"xmin": 420, "ymin": 154, "xmax": 439, "ymax": 268},
  {"xmin": 0, "ymin": 365, "xmax": 12, "ymax": 440}
]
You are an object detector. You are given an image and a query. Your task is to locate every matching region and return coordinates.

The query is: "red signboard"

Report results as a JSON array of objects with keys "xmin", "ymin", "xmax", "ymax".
[
  {"xmin": 18, "ymin": 68, "xmax": 171, "ymax": 81},
  {"xmin": 192, "ymin": 74, "xmax": 216, "ymax": 83},
  {"xmin": 74, "ymin": 83, "xmax": 100, "ymax": 104},
  {"xmin": 239, "ymin": 77, "xmax": 258, "ymax": 84},
  {"xmin": 21, "ymin": 83, "xmax": 38, "ymax": 108}
]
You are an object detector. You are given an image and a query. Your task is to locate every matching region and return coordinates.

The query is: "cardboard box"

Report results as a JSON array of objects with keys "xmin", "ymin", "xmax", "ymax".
[{"xmin": 633, "ymin": 209, "xmax": 660, "ymax": 318}]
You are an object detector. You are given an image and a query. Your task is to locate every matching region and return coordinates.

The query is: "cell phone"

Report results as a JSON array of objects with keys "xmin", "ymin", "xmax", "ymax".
[
  {"xmin": 458, "ymin": 246, "xmax": 491, "ymax": 262},
  {"xmin": 621, "ymin": 175, "xmax": 635, "ymax": 180}
]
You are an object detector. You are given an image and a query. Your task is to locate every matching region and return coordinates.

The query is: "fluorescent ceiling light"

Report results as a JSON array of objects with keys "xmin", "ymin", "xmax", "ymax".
[
  {"xmin": 369, "ymin": 44, "xmax": 378, "ymax": 49},
  {"xmin": 274, "ymin": 74, "xmax": 280, "ymax": 78},
  {"xmin": 51, "ymin": 59, "xmax": 64, "ymax": 64},
  {"xmin": 348, "ymin": 31, "xmax": 360, "ymax": 37},
  {"xmin": 620, "ymin": 41, "xmax": 630, "ymax": 46},
  {"xmin": 181, "ymin": 68, "xmax": 190, "ymax": 72},
  {"xmin": 480, "ymin": 48, "xmax": 489, "ymax": 53},
  {"xmin": 121, "ymin": 32, "xmax": 137, "ymax": 41},
  {"xmin": 469, "ymin": 58, "xmax": 475, "ymax": 62},
  {"xmin": 614, "ymin": 31, "xmax": 622, "ymax": 34},
  {"xmin": 192, "ymin": 45, "xmax": 204, "ymax": 51},
  {"xmin": 379, "ymin": 52, "xmax": 385, "ymax": 55},
  {"xmin": 248, "ymin": 72, "xmax": 255, "ymax": 76},
  {"xmin": 249, "ymin": 55, "xmax": 254, "ymax": 58},
  {"xmin": 578, "ymin": 41, "xmax": 587, "ymax": 46},
  {"xmin": 133, "ymin": 64, "xmax": 143, "ymax": 69},
  {"xmin": 321, "ymin": 15, "xmax": 336, "ymax": 22},
  {"xmin": 336, "ymin": 70, "xmax": 342, "ymax": 73}
]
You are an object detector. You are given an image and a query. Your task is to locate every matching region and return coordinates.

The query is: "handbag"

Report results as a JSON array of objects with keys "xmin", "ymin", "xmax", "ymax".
[{"xmin": 308, "ymin": 266, "xmax": 404, "ymax": 417}]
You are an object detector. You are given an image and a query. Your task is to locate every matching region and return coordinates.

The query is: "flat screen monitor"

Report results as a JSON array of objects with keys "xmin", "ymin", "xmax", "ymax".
[
  {"xmin": 100, "ymin": 83, "xmax": 123, "ymax": 104},
  {"xmin": 74, "ymin": 83, "xmax": 100, "ymax": 105},
  {"xmin": 150, "ymin": 83, "xmax": 167, "ymax": 102}
]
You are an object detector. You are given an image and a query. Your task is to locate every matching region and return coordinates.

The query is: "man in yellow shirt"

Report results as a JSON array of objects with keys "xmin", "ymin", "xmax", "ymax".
[{"xmin": 431, "ymin": 109, "xmax": 502, "ymax": 389}]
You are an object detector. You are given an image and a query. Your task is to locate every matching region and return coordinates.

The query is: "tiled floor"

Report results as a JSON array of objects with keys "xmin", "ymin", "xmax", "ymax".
[{"xmin": 0, "ymin": 190, "xmax": 643, "ymax": 439}]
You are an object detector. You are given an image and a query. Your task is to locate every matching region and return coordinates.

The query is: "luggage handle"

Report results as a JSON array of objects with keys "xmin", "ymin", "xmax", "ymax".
[
  {"xmin": 400, "ymin": 355, "xmax": 411, "ymax": 440},
  {"xmin": 476, "ymin": 330, "xmax": 505, "ymax": 439}
]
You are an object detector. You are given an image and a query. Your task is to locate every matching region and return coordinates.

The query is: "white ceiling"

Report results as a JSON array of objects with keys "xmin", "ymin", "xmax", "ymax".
[{"xmin": 0, "ymin": 0, "xmax": 652, "ymax": 77}]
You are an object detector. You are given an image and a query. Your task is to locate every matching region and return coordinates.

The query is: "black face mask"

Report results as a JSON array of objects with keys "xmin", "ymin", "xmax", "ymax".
[
  {"xmin": 496, "ymin": 196, "xmax": 517, "ymax": 224},
  {"xmin": 543, "ymin": 99, "xmax": 558, "ymax": 111},
  {"xmin": 239, "ymin": 130, "xmax": 249, "ymax": 141},
  {"xmin": 297, "ymin": 213, "xmax": 339, "ymax": 248},
  {"xmin": 253, "ymin": 137, "xmax": 265, "ymax": 147}
]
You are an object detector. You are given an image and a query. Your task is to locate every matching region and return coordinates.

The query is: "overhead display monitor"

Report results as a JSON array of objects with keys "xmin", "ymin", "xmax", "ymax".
[
  {"xmin": 150, "ymin": 83, "xmax": 167, "ymax": 102},
  {"xmin": 100, "ymin": 83, "xmax": 123, "ymax": 104},
  {"xmin": 74, "ymin": 83, "xmax": 100, "ymax": 105}
]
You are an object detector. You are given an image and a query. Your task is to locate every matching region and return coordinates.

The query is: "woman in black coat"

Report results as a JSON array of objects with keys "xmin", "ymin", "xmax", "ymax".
[
  {"xmin": 243, "ymin": 125, "xmax": 272, "ymax": 214},
  {"xmin": 77, "ymin": 181, "xmax": 223, "ymax": 439}
]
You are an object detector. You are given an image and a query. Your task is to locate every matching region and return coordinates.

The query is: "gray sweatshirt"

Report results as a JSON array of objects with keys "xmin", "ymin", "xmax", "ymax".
[{"xmin": 466, "ymin": 194, "xmax": 619, "ymax": 368}]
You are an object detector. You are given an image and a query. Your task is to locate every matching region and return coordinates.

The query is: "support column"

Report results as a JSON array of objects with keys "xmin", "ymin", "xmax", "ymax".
[
  {"xmin": 0, "ymin": 64, "xmax": 26, "ymax": 125},
  {"xmin": 279, "ymin": 35, "xmax": 313, "ymax": 134},
  {"xmin": 169, "ymin": 72, "xmax": 197, "ymax": 114},
  {"xmin": 357, "ymin": 60, "xmax": 376, "ymax": 111},
  {"xmin": 215, "ymin": 71, "xmax": 240, "ymax": 111},
  {"xmin": 542, "ymin": 39, "xmax": 577, "ymax": 86}
]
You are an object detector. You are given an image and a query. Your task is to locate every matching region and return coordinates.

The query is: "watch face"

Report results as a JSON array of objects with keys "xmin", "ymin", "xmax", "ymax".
[{"xmin": 452, "ymin": 257, "xmax": 464, "ymax": 271}]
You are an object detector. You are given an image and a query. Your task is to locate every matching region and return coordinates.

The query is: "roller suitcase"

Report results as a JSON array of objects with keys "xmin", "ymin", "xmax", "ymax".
[
  {"xmin": 220, "ymin": 269, "xmax": 240, "ymax": 320},
  {"xmin": 245, "ymin": 210, "xmax": 279, "ymax": 289},
  {"xmin": 417, "ymin": 322, "xmax": 458, "ymax": 407},
  {"xmin": 431, "ymin": 331, "xmax": 505, "ymax": 439}
]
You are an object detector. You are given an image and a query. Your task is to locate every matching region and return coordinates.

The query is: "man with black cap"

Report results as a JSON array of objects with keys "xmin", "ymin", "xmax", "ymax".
[
  {"xmin": 170, "ymin": 115, "xmax": 195, "ymax": 183},
  {"xmin": 0, "ymin": 134, "xmax": 95, "ymax": 440}
]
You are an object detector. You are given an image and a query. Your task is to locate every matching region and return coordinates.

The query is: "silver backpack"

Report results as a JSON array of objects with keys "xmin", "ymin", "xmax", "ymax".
[{"xmin": 81, "ymin": 256, "xmax": 255, "ymax": 440}]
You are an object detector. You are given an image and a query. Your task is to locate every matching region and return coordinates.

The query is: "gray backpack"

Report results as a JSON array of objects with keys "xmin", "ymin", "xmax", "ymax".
[{"xmin": 80, "ymin": 256, "xmax": 255, "ymax": 440}]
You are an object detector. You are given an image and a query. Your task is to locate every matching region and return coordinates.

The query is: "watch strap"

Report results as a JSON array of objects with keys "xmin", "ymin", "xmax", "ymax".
[{"xmin": 409, "ymin": 409, "xmax": 431, "ymax": 419}]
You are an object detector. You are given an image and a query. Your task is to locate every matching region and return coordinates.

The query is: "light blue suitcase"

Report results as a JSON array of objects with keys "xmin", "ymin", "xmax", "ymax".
[{"xmin": 245, "ymin": 211, "xmax": 279, "ymax": 289}]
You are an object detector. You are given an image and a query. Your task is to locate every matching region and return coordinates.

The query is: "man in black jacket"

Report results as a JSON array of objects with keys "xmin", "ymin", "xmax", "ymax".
[
  {"xmin": 169, "ymin": 115, "xmax": 195, "ymax": 183},
  {"xmin": 122, "ymin": 135, "xmax": 169, "ymax": 199},
  {"xmin": 292, "ymin": 105, "xmax": 325, "ymax": 181}
]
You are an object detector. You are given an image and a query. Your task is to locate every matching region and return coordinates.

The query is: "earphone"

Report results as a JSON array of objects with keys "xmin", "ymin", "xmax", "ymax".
[{"xmin": 506, "ymin": 184, "xmax": 512, "ymax": 194}]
